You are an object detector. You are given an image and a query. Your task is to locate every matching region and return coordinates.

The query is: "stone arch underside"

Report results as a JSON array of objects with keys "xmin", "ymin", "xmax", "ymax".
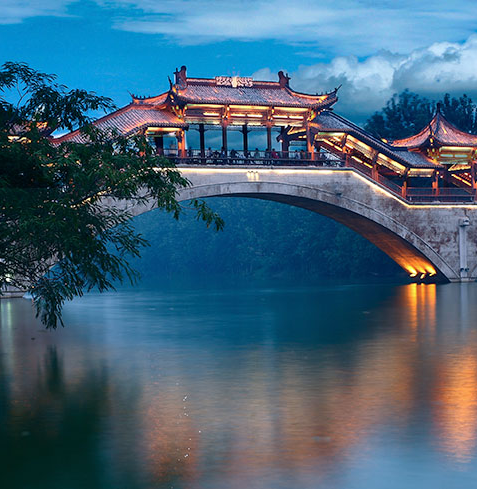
[{"xmin": 129, "ymin": 181, "xmax": 457, "ymax": 282}]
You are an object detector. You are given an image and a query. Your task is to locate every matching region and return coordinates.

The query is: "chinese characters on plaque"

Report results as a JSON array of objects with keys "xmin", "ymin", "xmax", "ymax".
[{"xmin": 215, "ymin": 76, "xmax": 253, "ymax": 88}]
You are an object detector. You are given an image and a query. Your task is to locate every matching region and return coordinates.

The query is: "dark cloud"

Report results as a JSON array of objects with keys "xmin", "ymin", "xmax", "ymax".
[{"xmin": 255, "ymin": 36, "xmax": 477, "ymax": 121}]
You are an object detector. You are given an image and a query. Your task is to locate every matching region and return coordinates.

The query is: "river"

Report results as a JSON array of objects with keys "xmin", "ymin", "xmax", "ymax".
[{"xmin": 1, "ymin": 280, "xmax": 477, "ymax": 488}]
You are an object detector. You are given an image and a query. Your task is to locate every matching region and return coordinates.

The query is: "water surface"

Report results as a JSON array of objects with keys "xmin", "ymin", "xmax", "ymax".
[{"xmin": 1, "ymin": 281, "xmax": 477, "ymax": 488}]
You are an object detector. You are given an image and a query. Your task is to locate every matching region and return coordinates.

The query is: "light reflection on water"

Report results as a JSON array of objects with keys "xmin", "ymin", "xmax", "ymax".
[{"xmin": 1, "ymin": 281, "xmax": 477, "ymax": 488}]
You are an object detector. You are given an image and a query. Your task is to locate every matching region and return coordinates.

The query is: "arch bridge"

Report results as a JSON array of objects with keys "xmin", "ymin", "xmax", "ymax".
[
  {"xmin": 55, "ymin": 65, "xmax": 477, "ymax": 285},
  {"xmin": 127, "ymin": 164, "xmax": 477, "ymax": 284}
]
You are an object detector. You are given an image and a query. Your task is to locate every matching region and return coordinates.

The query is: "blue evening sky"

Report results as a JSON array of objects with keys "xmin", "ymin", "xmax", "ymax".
[{"xmin": 1, "ymin": 1, "xmax": 477, "ymax": 120}]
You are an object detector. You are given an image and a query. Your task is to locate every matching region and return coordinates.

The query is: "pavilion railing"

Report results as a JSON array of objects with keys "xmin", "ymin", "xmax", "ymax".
[
  {"xmin": 160, "ymin": 148, "xmax": 476, "ymax": 203},
  {"xmin": 337, "ymin": 155, "xmax": 475, "ymax": 202},
  {"xmin": 159, "ymin": 149, "xmax": 345, "ymax": 167},
  {"xmin": 406, "ymin": 187, "xmax": 475, "ymax": 203}
]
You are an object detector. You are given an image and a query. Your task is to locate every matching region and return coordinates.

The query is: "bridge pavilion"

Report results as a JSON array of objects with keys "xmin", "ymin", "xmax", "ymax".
[
  {"xmin": 55, "ymin": 66, "xmax": 477, "ymax": 203},
  {"xmin": 56, "ymin": 65, "xmax": 338, "ymax": 159}
]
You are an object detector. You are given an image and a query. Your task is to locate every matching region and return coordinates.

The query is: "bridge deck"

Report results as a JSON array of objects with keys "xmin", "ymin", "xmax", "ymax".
[{"xmin": 173, "ymin": 154, "xmax": 476, "ymax": 204}]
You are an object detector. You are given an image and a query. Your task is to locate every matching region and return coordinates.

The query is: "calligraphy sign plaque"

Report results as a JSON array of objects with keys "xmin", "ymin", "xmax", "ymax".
[{"xmin": 215, "ymin": 76, "xmax": 253, "ymax": 88}]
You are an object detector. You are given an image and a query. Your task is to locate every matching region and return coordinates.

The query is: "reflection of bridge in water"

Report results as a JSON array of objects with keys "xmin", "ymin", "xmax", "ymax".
[{"xmin": 55, "ymin": 65, "xmax": 477, "ymax": 284}]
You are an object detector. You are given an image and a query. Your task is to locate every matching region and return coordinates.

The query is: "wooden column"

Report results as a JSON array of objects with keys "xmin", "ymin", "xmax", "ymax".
[
  {"xmin": 176, "ymin": 130, "xmax": 186, "ymax": 158},
  {"xmin": 281, "ymin": 138, "xmax": 289, "ymax": 156},
  {"xmin": 199, "ymin": 124, "xmax": 205, "ymax": 157},
  {"xmin": 306, "ymin": 124, "xmax": 314, "ymax": 161},
  {"xmin": 432, "ymin": 170, "xmax": 439, "ymax": 195},
  {"xmin": 266, "ymin": 125, "xmax": 272, "ymax": 152},
  {"xmin": 242, "ymin": 124, "xmax": 249, "ymax": 155},
  {"xmin": 154, "ymin": 136, "xmax": 164, "ymax": 156},
  {"xmin": 222, "ymin": 124, "xmax": 228, "ymax": 154}
]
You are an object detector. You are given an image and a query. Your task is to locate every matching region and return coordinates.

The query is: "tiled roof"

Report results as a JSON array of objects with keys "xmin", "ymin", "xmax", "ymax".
[
  {"xmin": 310, "ymin": 111, "xmax": 439, "ymax": 168},
  {"xmin": 53, "ymin": 103, "xmax": 187, "ymax": 143},
  {"xmin": 392, "ymin": 109, "xmax": 477, "ymax": 148},
  {"xmin": 173, "ymin": 79, "xmax": 337, "ymax": 108},
  {"xmin": 131, "ymin": 92, "xmax": 168, "ymax": 105}
]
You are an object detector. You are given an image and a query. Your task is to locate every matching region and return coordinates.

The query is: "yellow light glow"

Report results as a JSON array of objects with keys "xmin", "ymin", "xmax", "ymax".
[
  {"xmin": 229, "ymin": 105, "xmax": 269, "ymax": 110},
  {"xmin": 275, "ymin": 107, "xmax": 308, "ymax": 113},
  {"xmin": 247, "ymin": 114, "xmax": 263, "ymax": 118},
  {"xmin": 408, "ymin": 169, "xmax": 435, "ymax": 177},
  {"xmin": 146, "ymin": 127, "xmax": 183, "ymax": 133},
  {"xmin": 407, "ymin": 266, "xmax": 418, "ymax": 277},
  {"xmin": 316, "ymin": 132, "xmax": 345, "ymax": 137},
  {"xmin": 441, "ymin": 146, "xmax": 476, "ymax": 151},
  {"xmin": 203, "ymin": 112, "xmax": 220, "ymax": 116},
  {"xmin": 452, "ymin": 175, "xmax": 472, "ymax": 186},
  {"xmin": 187, "ymin": 104, "xmax": 223, "ymax": 108},
  {"xmin": 433, "ymin": 349, "xmax": 477, "ymax": 463},
  {"xmin": 230, "ymin": 113, "xmax": 246, "ymax": 117}
]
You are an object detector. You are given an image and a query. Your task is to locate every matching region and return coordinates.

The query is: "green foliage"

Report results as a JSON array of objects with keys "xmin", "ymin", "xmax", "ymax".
[
  {"xmin": 128, "ymin": 198, "xmax": 402, "ymax": 281},
  {"xmin": 0, "ymin": 62, "xmax": 223, "ymax": 328},
  {"xmin": 364, "ymin": 90, "xmax": 434, "ymax": 140},
  {"xmin": 365, "ymin": 90, "xmax": 477, "ymax": 139},
  {"xmin": 440, "ymin": 93, "xmax": 477, "ymax": 134}
]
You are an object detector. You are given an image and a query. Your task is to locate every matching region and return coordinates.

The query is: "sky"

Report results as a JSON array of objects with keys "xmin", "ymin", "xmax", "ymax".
[{"xmin": 1, "ymin": 0, "xmax": 477, "ymax": 122}]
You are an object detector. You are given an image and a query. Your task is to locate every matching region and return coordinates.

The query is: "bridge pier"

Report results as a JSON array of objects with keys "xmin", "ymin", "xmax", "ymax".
[{"xmin": 459, "ymin": 217, "xmax": 470, "ymax": 280}]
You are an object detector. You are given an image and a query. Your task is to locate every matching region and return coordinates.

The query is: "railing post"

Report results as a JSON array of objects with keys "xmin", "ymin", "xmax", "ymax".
[
  {"xmin": 402, "ymin": 180, "xmax": 407, "ymax": 199},
  {"xmin": 371, "ymin": 151, "xmax": 378, "ymax": 179}
]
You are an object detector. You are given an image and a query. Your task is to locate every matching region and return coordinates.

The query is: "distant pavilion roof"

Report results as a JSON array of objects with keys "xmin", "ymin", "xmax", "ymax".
[
  {"xmin": 54, "ymin": 102, "xmax": 188, "ymax": 144},
  {"xmin": 391, "ymin": 105, "xmax": 477, "ymax": 149}
]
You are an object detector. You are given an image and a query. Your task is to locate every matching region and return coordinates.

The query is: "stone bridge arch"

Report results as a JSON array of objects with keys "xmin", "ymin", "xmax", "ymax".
[{"xmin": 125, "ymin": 167, "xmax": 477, "ymax": 283}]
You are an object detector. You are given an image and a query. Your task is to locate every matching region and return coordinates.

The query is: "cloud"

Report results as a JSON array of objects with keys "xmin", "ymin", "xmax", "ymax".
[
  {"xmin": 4, "ymin": 1, "xmax": 477, "ymax": 58},
  {"xmin": 0, "ymin": 0, "xmax": 74, "ymax": 24},
  {"xmin": 254, "ymin": 35, "xmax": 477, "ymax": 121},
  {"xmin": 105, "ymin": 0, "xmax": 477, "ymax": 55}
]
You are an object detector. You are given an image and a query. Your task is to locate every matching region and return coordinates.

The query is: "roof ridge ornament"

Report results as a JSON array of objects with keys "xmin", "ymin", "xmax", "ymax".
[
  {"xmin": 278, "ymin": 70, "xmax": 290, "ymax": 88},
  {"xmin": 174, "ymin": 66, "xmax": 187, "ymax": 89}
]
